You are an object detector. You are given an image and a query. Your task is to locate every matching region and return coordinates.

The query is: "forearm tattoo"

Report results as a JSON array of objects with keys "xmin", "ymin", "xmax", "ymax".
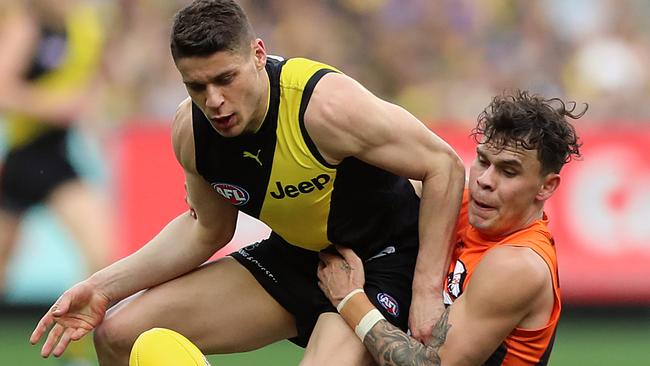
[{"xmin": 364, "ymin": 307, "xmax": 451, "ymax": 366}]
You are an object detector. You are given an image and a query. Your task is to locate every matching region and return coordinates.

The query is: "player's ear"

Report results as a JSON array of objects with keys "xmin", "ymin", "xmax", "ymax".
[
  {"xmin": 252, "ymin": 39, "xmax": 266, "ymax": 70},
  {"xmin": 536, "ymin": 173, "xmax": 560, "ymax": 202}
]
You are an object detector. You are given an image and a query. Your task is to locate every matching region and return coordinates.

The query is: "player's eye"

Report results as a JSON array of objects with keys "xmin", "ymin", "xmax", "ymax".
[
  {"xmin": 502, "ymin": 169, "xmax": 517, "ymax": 177},
  {"xmin": 477, "ymin": 155, "xmax": 489, "ymax": 166},
  {"xmin": 186, "ymin": 82, "xmax": 205, "ymax": 91}
]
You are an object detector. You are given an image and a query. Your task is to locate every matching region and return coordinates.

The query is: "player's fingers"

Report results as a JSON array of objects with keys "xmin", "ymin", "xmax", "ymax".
[
  {"xmin": 316, "ymin": 280, "xmax": 333, "ymax": 298},
  {"xmin": 41, "ymin": 323, "xmax": 65, "ymax": 358},
  {"xmin": 335, "ymin": 245, "xmax": 362, "ymax": 267},
  {"xmin": 318, "ymin": 252, "xmax": 335, "ymax": 265},
  {"xmin": 30, "ymin": 312, "xmax": 55, "ymax": 344},
  {"xmin": 52, "ymin": 327, "xmax": 75, "ymax": 357},
  {"xmin": 316, "ymin": 265, "xmax": 326, "ymax": 281},
  {"xmin": 70, "ymin": 327, "xmax": 88, "ymax": 342}
]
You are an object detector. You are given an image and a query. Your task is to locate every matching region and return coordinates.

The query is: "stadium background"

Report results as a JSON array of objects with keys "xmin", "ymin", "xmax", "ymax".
[{"xmin": 1, "ymin": 0, "xmax": 649, "ymax": 364}]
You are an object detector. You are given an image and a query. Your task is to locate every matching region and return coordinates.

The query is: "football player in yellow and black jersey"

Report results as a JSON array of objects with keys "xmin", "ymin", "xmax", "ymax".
[
  {"xmin": 0, "ymin": 1, "xmax": 111, "ymax": 295},
  {"xmin": 30, "ymin": 1, "xmax": 465, "ymax": 365}
]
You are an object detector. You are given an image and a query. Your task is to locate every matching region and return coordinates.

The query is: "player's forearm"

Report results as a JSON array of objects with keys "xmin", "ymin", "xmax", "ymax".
[
  {"xmin": 0, "ymin": 85, "xmax": 86, "ymax": 122},
  {"xmin": 415, "ymin": 154, "xmax": 465, "ymax": 292},
  {"xmin": 364, "ymin": 315, "xmax": 449, "ymax": 366},
  {"xmin": 88, "ymin": 211, "xmax": 231, "ymax": 303},
  {"xmin": 338, "ymin": 292, "xmax": 451, "ymax": 366}
]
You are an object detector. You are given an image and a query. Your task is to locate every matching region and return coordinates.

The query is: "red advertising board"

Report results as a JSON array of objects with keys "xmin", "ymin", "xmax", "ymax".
[
  {"xmin": 549, "ymin": 129, "xmax": 650, "ymax": 305},
  {"xmin": 113, "ymin": 124, "xmax": 650, "ymax": 305},
  {"xmin": 434, "ymin": 125, "xmax": 650, "ymax": 305}
]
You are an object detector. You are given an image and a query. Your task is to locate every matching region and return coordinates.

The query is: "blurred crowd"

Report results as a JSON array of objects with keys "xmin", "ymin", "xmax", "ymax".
[
  {"xmin": 70, "ymin": 0, "xmax": 650, "ymax": 129},
  {"xmin": 1, "ymin": 0, "xmax": 643, "ymax": 133}
]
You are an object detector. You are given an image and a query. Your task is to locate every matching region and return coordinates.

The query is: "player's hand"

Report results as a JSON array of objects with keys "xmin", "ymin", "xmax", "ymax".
[
  {"xmin": 317, "ymin": 246, "xmax": 365, "ymax": 308},
  {"xmin": 30, "ymin": 280, "xmax": 111, "ymax": 358},
  {"xmin": 408, "ymin": 291, "xmax": 445, "ymax": 344}
]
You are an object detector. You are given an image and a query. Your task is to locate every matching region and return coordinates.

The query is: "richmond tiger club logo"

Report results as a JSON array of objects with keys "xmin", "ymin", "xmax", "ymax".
[
  {"xmin": 377, "ymin": 292, "xmax": 400, "ymax": 317},
  {"xmin": 212, "ymin": 183, "xmax": 249, "ymax": 206}
]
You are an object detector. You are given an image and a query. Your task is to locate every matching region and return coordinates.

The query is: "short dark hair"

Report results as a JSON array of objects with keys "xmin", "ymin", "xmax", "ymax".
[
  {"xmin": 471, "ymin": 90, "xmax": 585, "ymax": 174},
  {"xmin": 170, "ymin": 0, "xmax": 254, "ymax": 60}
]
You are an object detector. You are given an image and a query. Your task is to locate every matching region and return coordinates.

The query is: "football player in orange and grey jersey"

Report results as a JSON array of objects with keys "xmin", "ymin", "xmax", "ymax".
[{"xmin": 318, "ymin": 90, "xmax": 585, "ymax": 365}]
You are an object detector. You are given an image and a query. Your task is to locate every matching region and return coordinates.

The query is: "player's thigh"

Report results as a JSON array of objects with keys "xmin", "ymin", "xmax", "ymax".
[
  {"xmin": 300, "ymin": 313, "xmax": 375, "ymax": 366},
  {"xmin": 101, "ymin": 257, "xmax": 297, "ymax": 353}
]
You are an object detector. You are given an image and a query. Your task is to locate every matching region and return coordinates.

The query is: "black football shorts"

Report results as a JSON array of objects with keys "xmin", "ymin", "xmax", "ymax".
[
  {"xmin": 0, "ymin": 128, "xmax": 78, "ymax": 213},
  {"xmin": 230, "ymin": 231, "xmax": 418, "ymax": 347}
]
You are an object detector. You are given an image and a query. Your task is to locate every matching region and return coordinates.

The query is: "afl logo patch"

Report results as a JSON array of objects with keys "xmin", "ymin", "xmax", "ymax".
[
  {"xmin": 212, "ymin": 183, "xmax": 249, "ymax": 206},
  {"xmin": 376, "ymin": 292, "xmax": 399, "ymax": 317}
]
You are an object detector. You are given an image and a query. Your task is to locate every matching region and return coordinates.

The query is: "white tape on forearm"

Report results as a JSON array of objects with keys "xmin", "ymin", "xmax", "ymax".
[
  {"xmin": 354, "ymin": 308, "xmax": 385, "ymax": 341},
  {"xmin": 336, "ymin": 288, "xmax": 364, "ymax": 313}
]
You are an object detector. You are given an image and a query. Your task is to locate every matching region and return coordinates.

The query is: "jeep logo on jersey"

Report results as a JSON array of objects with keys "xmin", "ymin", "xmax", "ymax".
[
  {"xmin": 377, "ymin": 292, "xmax": 399, "ymax": 317},
  {"xmin": 269, "ymin": 174, "xmax": 331, "ymax": 199},
  {"xmin": 212, "ymin": 183, "xmax": 249, "ymax": 206}
]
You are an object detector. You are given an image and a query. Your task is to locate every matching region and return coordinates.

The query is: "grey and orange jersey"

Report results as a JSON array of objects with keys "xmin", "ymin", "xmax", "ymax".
[{"xmin": 192, "ymin": 57, "xmax": 420, "ymax": 258}]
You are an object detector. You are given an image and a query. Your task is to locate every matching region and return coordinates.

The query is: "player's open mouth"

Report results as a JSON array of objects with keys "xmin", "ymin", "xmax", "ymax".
[
  {"xmin": 211, "ymin": 114, "xmax": 235, "ymax": 127},
  {"xmin": 472, "ymin": 197, "xmax": 495, "ymax": 210}
]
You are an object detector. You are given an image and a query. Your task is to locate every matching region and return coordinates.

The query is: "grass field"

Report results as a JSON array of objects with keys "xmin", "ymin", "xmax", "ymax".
[{"xmin": 1, "ymin": 307, "xmax": 648, "ymax": 365}]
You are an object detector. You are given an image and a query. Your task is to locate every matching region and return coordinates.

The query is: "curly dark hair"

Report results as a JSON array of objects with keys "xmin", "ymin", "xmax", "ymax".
[
  {"xmin": 170, "ymin": 0, "xmax": 254, "ymax": 60},
  {"xmin": 471, "ymin": 90, "xmax": 586, "ymax": 174}
]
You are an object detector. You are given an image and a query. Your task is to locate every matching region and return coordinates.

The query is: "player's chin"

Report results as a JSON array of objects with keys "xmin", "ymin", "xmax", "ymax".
[{"xmin": 468, "ymin": 213, "xmax": 494, "ymax": 231}]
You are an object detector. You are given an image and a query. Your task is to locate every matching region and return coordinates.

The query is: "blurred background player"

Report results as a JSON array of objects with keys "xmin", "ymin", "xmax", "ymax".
[{"xmin": 0, "ymin": 1, "xmax": 112, "ymax": 364}]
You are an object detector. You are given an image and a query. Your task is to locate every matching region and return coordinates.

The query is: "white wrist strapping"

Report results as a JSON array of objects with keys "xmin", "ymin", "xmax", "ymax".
[
  {"xmin": 336, "ymin": 288, "xmax": 364, "ymax": 312},
  {"xmin": 354, "ymin": 309, "xmax": 385, "ymax": 341}
]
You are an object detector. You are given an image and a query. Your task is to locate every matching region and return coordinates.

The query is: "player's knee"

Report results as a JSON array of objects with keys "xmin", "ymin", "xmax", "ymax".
[
  {"xmin": 93, "ymin": 316, "xmax": 136, "ymax": 359},
  {"xmin": 301, "ymin": 313, "xmax": 375, "ymax": 366}
]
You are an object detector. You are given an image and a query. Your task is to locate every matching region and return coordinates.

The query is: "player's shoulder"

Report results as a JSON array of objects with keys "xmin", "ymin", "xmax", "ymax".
[
  {"xmin": 307, "ymin": 71, "xmax": 373, "ymax": 128},
  {"xmin": 478, "ymin": 245, "xmax": 551, "ymax": 293},
  {"xmin": 467, "ymin": 245, "xmax": 552, "ymax": 313},
  {"xmin": 0, "ymin": 2, "xmax": 37, "ymax": 38},
  {"xmin": 171, "ymin": 97, "xmax": 196, "ymax": 171},
  {"xmin": 0, "ymin": 2, "xmax": 22, "ymax": 17}
]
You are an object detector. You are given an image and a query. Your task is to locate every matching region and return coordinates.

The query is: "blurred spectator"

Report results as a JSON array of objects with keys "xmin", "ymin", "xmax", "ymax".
[
  {"xmin": 0, "ymin": 0, "xmax": 113, "ymax": 303},
  {"xmin": 66, "ymin": 0, "xmax": 649, "ymax": 125}
]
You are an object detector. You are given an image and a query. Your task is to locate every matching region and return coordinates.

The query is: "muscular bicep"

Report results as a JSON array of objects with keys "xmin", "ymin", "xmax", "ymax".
[
  {"xmin": 172, "ymin": 97, "xmax": 238, "ymax": 247},
  {"xmin": 184, "ymin": 169, "xmax": 238, "ymax": 246},
  {"xmin": 438, "ymin": 247, "xmax": 552, "ymax": 365},
  {"xmin": 305, "ymin": 73, "xmax": 459, "ymax": 179}
]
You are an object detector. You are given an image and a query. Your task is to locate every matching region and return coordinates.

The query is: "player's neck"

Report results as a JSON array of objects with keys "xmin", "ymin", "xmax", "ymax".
[{"xmin": 250, "ymin": 69, "xmax": 270, "ymax": 133}]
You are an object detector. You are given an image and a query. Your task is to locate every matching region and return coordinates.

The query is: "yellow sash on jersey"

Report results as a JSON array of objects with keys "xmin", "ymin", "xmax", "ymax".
[{"xmin": 259, "ymin": 58, "xmax": 340, "ymax": 251}]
